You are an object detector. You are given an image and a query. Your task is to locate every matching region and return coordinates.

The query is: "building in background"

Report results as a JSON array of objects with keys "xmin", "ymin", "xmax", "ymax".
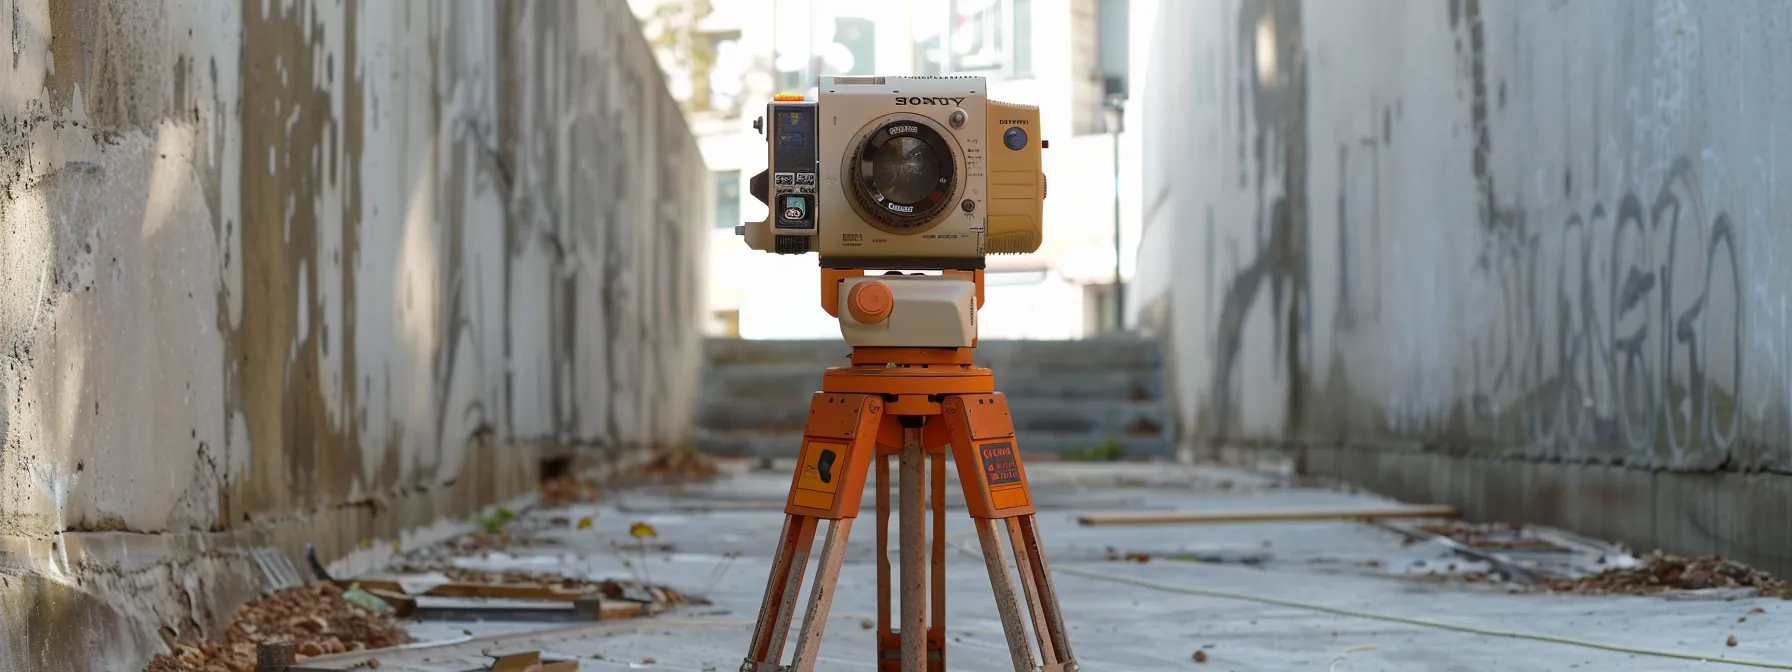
[{"xmin": 631, "ymin": 0, "xmax": 1142, "ymax": 339}]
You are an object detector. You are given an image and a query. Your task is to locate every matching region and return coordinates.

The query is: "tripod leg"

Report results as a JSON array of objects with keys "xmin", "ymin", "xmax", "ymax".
[
  {"xmin": 743, "ymin": 514, "xmax": 819, "ymax": 671},
  {"xmin": 743, "ymin": 393, "xmax": 883, "ymax": 672},
  {"xmin": 899, "ymin": 426, "xmax": 926, "ymax": 672},
  {"xmin": 943, "ymin": 393, "xmax": 1080, "ymax": 672},
  {"xmin": 928, "ymin": 444, "xmax": 948, "ymax": 672},
  {"xmin": 1013, "ymin": 514, "xmax": 1077, "ymax": 668},
  {"xmin": 876, "ymin": 451, "xmax": 894, "ymax": 669},
  {"xmin": 789, "ymin": 518, "xmax": 856, "ymax": 671},
  {"xmin": 1007, "ymin": 517, "xmax": 1061, "ymax": 667},
  {"xmin": 874, "ymin": 453, "xmax": 888, "ymax": 652},
  {"xmin": 973, "ymin": 517, "xmax": 1041, "ymax": 672}
]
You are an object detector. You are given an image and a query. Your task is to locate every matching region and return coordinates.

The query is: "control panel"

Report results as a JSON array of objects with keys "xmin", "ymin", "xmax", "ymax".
[{"xmin": 769, "ymin": 102, "xmax": 819, "ymax": 235}]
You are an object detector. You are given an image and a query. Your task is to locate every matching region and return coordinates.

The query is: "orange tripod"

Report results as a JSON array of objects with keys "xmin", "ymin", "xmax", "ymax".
[{"xmin": 739, "ymin": 341, "xmax": 1079, "ymax": 672}]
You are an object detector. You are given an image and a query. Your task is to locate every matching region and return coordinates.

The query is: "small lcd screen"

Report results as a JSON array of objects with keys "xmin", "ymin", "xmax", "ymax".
[
  {"xmin": 776, "ymin": 111, "xmax": 810, "ymax": 149},
  {"xmin": 773, "ymin": 105, "xmax": 817, "ymax": 173}
]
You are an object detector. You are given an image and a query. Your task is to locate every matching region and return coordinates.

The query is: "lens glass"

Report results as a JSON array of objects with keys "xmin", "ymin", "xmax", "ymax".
[{"xmin": 871, "ymin": 136, "xmax": 940, "ymax": 204}]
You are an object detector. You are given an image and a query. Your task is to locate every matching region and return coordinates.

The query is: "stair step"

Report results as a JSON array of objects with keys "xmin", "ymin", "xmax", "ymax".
[
  {"xmin": 697, "ymin": 337, "xmax": 1172, "ymax": 460},
  {"xmin": 702, "ymin": 338, "xmax": 1163, "ymax": 370},
  {"xmin": 703, "ymin": 339, "xmax": 851, "ymax": 365},
  {"xmin": 694, "ymin": 430, "xmax": 1174, "ymax": 459},
  {"xmin": 700, "ymin": 364, "xmax": 1163, "ymax": 402},
  {"xmin": 696, "ymin": 398, "xmax": 1168, "ymax": 435}
]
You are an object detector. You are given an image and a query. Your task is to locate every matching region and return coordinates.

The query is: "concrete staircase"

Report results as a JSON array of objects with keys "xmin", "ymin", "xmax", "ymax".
[{"xmin": 694, "ymin": 337, "xmax": 1173, "ymax": 459}]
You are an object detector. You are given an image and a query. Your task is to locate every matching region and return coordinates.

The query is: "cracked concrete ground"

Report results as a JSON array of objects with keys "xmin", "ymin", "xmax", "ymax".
[{"xmin": 307, "ymin": 461, "xmax": 1792, "ymax": 671}]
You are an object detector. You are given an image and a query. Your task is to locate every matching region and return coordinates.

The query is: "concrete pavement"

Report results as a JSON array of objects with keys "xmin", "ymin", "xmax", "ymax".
[{"xmin": 315, "ymin": 461, "xmax": 1792, "ymax": 671}]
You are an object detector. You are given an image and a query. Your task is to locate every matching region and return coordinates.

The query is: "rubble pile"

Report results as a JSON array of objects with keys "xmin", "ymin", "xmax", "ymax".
[
  {"xmin": 144, "ymin": 582, "xmax": 410, "ymax": 671},
  {"xmin": 1545, "ymin": 552, "xmax": 1792, "ymax": 598},
  {"xmin": 540, "ymin": 475, "xmax": 603, "ymax": 506}
]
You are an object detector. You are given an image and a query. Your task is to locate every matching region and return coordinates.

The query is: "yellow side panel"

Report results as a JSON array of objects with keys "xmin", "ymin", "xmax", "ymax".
[{"xmin": 984, "ymin": 101, "xmax": 1044, "ymax": 255}]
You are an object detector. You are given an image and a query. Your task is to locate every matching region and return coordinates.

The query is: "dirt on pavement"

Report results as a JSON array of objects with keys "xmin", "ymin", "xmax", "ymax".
[
  {"xmin": 539, "ymin": 475, "xmax": 603, "ymax": 507},
  {"xmin": 144, "ymin": 582, "xmax": 410, "ymax": 672},
  {"xmin": 631, "ymin": 448, "xmax": 719, "ymax": 480},
  {"xmin": 1544, "ymin": 552, "xmax": 1792, "ymax": 598}
]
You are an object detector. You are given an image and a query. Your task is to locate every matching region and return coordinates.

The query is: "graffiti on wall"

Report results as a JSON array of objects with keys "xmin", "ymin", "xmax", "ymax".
[
  {"xmin": 1448, "ymin": 158, "xmax": 1744, "ymax": 469},
  {"xmin": 1204, "ymin": 0, "xmax": 1310, "ymax": 439},
  {"xmin": 1329, "ymin": 0, "xmax": 1748, "ymax": 469}
]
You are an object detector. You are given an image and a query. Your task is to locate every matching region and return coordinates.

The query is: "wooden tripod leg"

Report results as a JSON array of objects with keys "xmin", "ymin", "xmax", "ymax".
[
  {"xmin": 943, "ymin": 393, "xmax": 1080, "ymax": 672},
  {"xmin": 743, "ymin": 393, "xmax": 884, "ymax": 672},
  {"xmin": 1013, "ymin": 515, "xmax": 1077, "ymax": 669},
  {"xmin": 876, "ymin": 450, "xmax": 897, "ymax": 670},
  {"xmin": 928, "ymin": 445, "xmax": 947, "ymax": 672},
  {"xmin": 973, "ymin": 518, "xmax": 1038, "ymax": 672},
  {"xmin": 742, "ymin": 514, "xmax": 819, "ymax": 671},
  {"xmin": 899, "ymin": 426, "xmax": 926, "ymax": 672},
  {"xmin": 1006, "ymin": 518, "xmax": 1055, "ymax": 666},
  {"xmin": 788, "ymin": 518, "xmax": 856, "ymax": 671}
]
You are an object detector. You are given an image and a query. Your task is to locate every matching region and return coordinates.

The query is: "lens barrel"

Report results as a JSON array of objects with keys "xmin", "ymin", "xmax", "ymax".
[{"xmin": 848, "ymin": 115, "xmax": 957, "ymax": 232}]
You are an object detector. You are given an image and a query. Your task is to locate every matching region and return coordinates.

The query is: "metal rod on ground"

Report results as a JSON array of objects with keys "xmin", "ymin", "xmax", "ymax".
[
  {"xmin": 1366, "ymin": 520, "xmax": 1548, "ymax": 585},
  {"xmin": 1077, "ymin": 504, "xmax": 1460, "ymax": 526}
]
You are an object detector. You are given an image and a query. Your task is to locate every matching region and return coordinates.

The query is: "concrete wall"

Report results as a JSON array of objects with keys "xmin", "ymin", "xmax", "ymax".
[
  {"xmin": 0, "ymin": 0, "xmax": 706, "ymax": 667},
  {"xmin": 1132, "ymin": 0, "xmax": 1792, "ymax": 572}
]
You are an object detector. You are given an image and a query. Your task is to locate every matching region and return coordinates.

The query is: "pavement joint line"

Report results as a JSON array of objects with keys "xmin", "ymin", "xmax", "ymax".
[{"xmin": 953, "ymin": 539, "xmax": 1792, "ymax": 670}]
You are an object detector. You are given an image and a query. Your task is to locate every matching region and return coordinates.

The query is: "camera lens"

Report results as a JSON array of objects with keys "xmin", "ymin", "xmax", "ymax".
[
  {"xmin": 850, "ymin": 115, "xmax": 958, "ymax": 231},
  {"xmin": 872, "ymin": 137, "xmax": 941, "ymax": 204}
]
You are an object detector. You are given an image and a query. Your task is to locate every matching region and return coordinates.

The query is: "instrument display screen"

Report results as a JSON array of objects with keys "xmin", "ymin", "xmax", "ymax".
[{"xmin": 772, "ymin": 104, "xmax": 817, "ymax": 173}]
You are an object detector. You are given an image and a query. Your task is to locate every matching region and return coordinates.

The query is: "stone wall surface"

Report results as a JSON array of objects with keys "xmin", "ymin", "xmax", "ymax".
[
  {"xmin": 1132, "ymin": 0, "xmax": 1792, "ymax": 572},
  {"xmin": 0, "ymin": 1, "xmax": 707, "ymax": 668}
]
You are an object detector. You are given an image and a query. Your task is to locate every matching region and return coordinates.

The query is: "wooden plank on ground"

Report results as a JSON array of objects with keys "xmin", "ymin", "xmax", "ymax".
[
  {"xmin": 1076, "ymin": 504, "xmax": 1460, "ymax": 527},
  {"xmin": 490, "ymin": 651, "xmax": 543, "ymax": 672},
  {"xmin": 331, "ymin": 579, "xmax": 595, "ymax": 602},
  {"xmin": 422, "ymin": 583, "xmax": 590, "ymax": 602}
]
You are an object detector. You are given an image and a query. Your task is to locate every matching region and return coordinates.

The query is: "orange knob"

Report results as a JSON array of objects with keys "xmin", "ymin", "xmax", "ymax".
[{"xmin": 847, "ymin": 281, "xmax": 894, "ymax": 324}]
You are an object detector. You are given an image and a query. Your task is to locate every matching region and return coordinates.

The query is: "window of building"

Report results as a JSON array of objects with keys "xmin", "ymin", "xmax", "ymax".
[
  {"xmin": 835, "ymin": 17, "xmax": 877, "ymax": 76},
  {"xmin": 715, "ymin": 170, "xmax": 741, "ymax": 229},
  {"xmin": 1013, "ymin": 0, "xmax": 1032, "ymax": 76},
  {"xmin": 912, "ymin": 0, "xmax": 1033, "ymax": 78},
  {"xmin": 777, "ymin": 16, "xmax": 876, "ymax": 92},
  {"xmin": 1099, "ymin": 0, "xmax": 1127, "ymax": 95}
]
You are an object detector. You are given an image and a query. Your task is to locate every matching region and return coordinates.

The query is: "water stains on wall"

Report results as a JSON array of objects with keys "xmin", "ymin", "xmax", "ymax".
[
  {"xmin": 0, "ymin": 0, "xmax": 705, "ymax": 563},
  {"xmin": 1137, "ymin": 0, "xmax": 1791, "ymax": 473},
  {"xmin": 0, "ymin": 0, "xmax": 706, "ymax": 666}
]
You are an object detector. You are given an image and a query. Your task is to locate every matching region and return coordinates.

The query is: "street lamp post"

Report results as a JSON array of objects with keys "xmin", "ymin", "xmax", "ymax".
[{"xmin": 1103, "ymin": 95, "xmax": 1127, "ymax": 333}]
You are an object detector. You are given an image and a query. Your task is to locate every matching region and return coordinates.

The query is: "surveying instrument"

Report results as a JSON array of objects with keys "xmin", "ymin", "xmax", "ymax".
[{"xmin": 732, "ymin": 75, "xmax": 1077, "ymax": 672}]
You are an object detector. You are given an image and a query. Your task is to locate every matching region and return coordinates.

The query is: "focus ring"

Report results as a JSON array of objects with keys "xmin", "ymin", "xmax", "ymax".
[{"xmin": 848, "ymin": 115, "xmax": 958, "ymax": 231}]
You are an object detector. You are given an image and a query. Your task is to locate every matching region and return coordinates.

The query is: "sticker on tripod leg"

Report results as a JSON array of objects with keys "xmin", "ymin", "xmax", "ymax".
[
  {"xmin": 979, "ymin": 441, "xmax": 1020, "ymax": 486},
  {"xmin": 797, "ymin": 440, "xmax": 845, "ymax": 495}
]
